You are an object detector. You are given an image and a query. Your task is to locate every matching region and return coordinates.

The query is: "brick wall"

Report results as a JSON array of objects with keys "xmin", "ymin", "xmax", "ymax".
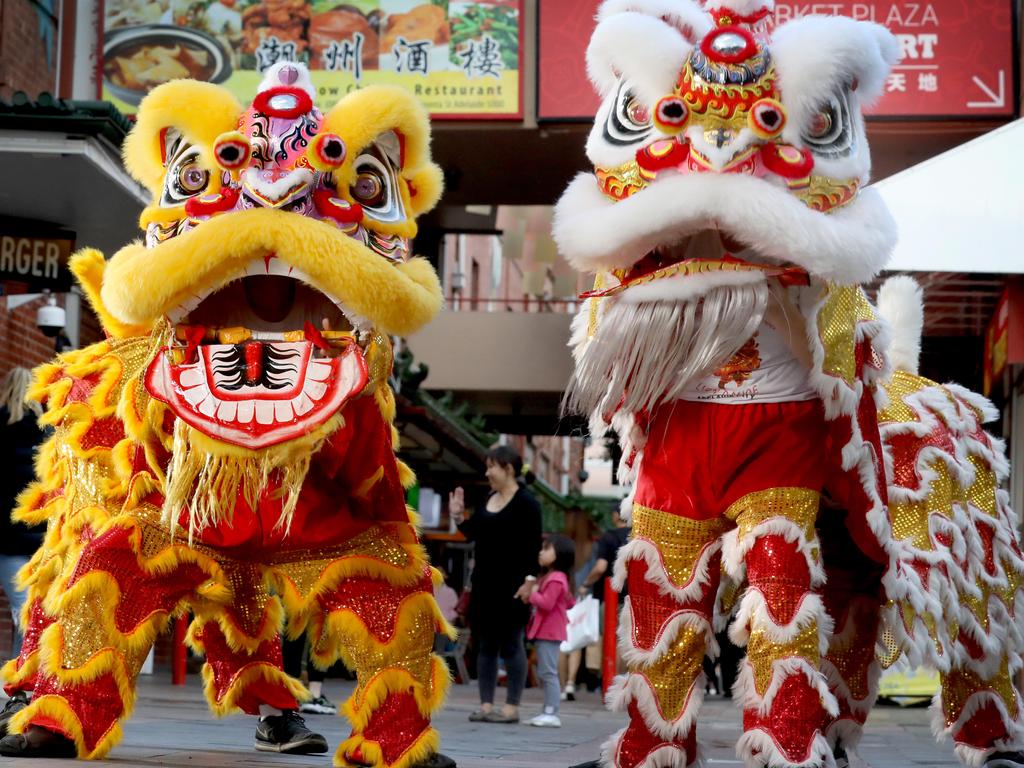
[
  {"xmin": 0, "ymin": 0, "xmax": 59, "ymax": 100},
  {"xmin": 0, "ymin": 293, "xmax": 65, "ymax": 375}
]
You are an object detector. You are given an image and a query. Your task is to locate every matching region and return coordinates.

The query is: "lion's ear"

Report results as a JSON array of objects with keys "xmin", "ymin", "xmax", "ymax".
[
  {"xmin": 123, "ymin": 80, "xmax": 243, "ymax": 197},
  {"xmin": 321, "ymin": 85, "xmax": 443, "ymax": 220}
]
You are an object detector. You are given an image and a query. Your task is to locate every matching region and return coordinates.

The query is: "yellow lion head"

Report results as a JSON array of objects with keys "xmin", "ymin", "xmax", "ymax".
[{"xmin": 77, "ymin": 63, "xmax": 443, "ymax": 452}]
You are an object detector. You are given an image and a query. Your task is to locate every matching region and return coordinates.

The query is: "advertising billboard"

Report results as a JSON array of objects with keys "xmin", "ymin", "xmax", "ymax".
[{"xmin": 102, "ymin": 0, "xmax": 523, "ymax": 118}]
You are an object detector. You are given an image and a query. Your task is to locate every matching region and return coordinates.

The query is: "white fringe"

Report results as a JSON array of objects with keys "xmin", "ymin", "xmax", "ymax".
[
  {"xmin": 618, "ymin": 600, "xmax": 719, "ymax": 668},
  {"xmin": 600, "ymin": 726, "xmax": 696, "ymax": 768},
  {"xmin": 730, "ymin": 590, "xmax": 834, "ymax": 653},
  {"xmin": 733, "ymin": 657, "xmax": 840, "ymax": 718},
  {"xmin": 613, "ymin": 536, "xmax": 723, "ymax": 603},
  {"xmin": 736, "ymin": 728, "xmax": 836, "ymax": 768},
  {"xmin": 721, "ymin": 517, "xmax": 826, "ymax": 588},
  {"xmin": 932, "ymin": 687, "xmax": 1024, "ymax": 763},
  {"xmin": 606, "ymin": 669, "xmax": 706, "ymax": 741}
]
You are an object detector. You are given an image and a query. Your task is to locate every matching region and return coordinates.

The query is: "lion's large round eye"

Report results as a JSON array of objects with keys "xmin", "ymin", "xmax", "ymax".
[
  {"xmin": 807, "ymin": 110, "xmax": 833, "ymax": 139},
  {"xmin": 176, "ymin": 161, "xmax": 209, "ymax": 195},
  {"xmin": 801, "ymin": 92, "xmax": 853, "ymax": 158},
  {"xmin": 352, "ymin": 171, "xmax": 386, "ymax": 207}
]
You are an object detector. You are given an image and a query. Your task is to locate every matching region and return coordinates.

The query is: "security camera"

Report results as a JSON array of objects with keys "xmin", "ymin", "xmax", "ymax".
[{"xmin": 37, "ymin": 294, "xmax": 66, "ymax": 338}]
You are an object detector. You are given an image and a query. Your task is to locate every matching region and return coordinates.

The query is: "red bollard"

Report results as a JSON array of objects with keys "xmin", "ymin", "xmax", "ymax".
[
  {"xmin": 601, "ymin": 578, "xmax": 619, "ymax": 698},
  {"xmin": 172, "ymin": 615, "xmax": 188, "ymax": 685}
]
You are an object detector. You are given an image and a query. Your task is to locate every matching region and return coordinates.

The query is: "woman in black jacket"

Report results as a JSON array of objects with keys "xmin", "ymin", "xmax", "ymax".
[{"xmin": 449, "ymin": 445, "xmax": 542, "ymax": 724}]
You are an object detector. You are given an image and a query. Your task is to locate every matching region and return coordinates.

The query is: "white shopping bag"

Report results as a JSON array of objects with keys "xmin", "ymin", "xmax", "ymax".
[{"xmin": 560, "ymin": 596, "xmax": 600, "ymax": 653}]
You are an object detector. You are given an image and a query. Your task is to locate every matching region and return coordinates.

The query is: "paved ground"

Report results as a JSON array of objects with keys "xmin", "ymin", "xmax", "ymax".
[{"xmin": 4, "ymin": 674, "xmax": 961, "ymax": 767}]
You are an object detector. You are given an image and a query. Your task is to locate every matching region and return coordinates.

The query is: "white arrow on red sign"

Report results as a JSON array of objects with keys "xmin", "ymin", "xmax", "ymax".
[{"xmin": 967, "ymin": 71, "xmax": 1006, "ymax": 109}]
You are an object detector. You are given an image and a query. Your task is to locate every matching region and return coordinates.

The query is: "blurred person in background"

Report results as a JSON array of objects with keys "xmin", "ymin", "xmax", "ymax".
[{"xmin": 450, "ymin": 445, "xmax": 542, "ymax": 724}]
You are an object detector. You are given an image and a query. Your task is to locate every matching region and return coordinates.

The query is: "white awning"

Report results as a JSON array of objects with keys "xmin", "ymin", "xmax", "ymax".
[{"xmin": 875, "ymin": 118, "xmax": 1024, "ymax": 274}]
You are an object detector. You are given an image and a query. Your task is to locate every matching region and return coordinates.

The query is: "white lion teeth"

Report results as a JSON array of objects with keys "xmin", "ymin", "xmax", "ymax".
[
  {"xmin": 275, "ymin": 401, "xmax": 294, "ymax": 421},
  {"xmin": 255, "ymin": 400, "xmax": 275, "ymax": 425},
  {"xmin": 237, "ymin": 400, "xmax": 255, "ymax": 423},
  {"xmin": 179, "ymin": 367, "xmax": 205, "ymax": 388},
  {"xmin": 307, "ymin": 361, "xmax": 332, "ymax": 382},
  {"xmin": 183, "ymin": 385, "xmax": 209, "ymax": 407},
  {"xmin": 217, "ymin": 400, "xmax": 238, "ymax": 421},
  {"xmin": 294, "ymin": 393, "xmax": 314, "ymax": 416},
  {"xmin": 304, "ymin": 379, "xmax": 328, "ymax": 401},
  {"xmin": 197, "ymin": 396, "xmax": 217, "ymax": 418}
]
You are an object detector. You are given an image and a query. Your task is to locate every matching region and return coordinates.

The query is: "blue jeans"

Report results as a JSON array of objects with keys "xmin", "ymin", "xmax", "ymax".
[
  {"xmin": 534, "ymin": 640, "xmax": 561, "ymax": 715},
  {"xmin": 0, "ymin": 555, "xmax": 29, "ymax": 656}
]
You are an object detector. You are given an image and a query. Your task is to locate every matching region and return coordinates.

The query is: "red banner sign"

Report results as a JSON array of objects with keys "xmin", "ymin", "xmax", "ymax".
[{"xmin": 538, "ymin": 0, "xmax": 1016, "ymax": 120}]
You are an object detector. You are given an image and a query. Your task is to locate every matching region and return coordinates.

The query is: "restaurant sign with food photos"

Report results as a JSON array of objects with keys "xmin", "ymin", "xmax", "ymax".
[{"xmin": 101, "ymin": 0, "xmax": 522, "ymax": 119}]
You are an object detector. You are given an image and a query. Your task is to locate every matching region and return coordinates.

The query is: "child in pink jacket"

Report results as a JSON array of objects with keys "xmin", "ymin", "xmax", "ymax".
[{"xmin": 524, "ymin": 534, "xmax": 576, "ymax": 727}]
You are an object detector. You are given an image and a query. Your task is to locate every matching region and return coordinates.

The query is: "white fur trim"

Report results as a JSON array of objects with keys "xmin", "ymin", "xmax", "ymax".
[
  {"xmin": 601, "ymin": 726, "xmax": 695, "ymax": 768},
  {"xmin": 553, "ymin": 172, "xmax": 897, "ymax": 285},
  {"xmin": 876, "ymin": 276, "xmax": 923, "ymax": 375},
  {"xmin": 932, "ymin": 687, "xmax": 1024, "ymax": 761},
  {"xmin": 613, "ymin": 536, "xmax": 723, "ymax": 603},
  {"xmin": 730, "ymin": 590, "xmax": 834, "ymax": 654},
  {"xmin": 607, "ymin": 668, "xmax": 706, "ymax": 741},
  {"xmin": 736, "ymin": 726, "xmax": 836, "ymax": 768},
  {"xmin": 721, "ymin": 517, "xmax": 826, "ymax": 588},
  {"xmin": 821, "ymin": 657, "xmax": 880, "ymax": 721},
  {"xmin": 772, "ymin": 16, "xmax": 899, "ymax": 111},
  {"xmin": 734, "ymin": 657, "xmax": 840, "ymax": 718},
  {"xmin": 705, "ymin": 0, "xmax": 772, "ymax": 15},
  {"xmin": 618, "ymin": 600, "xmax": 719, "ymax": 668},
  {"xmin": 598, "ymin": 0, "xmax": 712, "ymax": 42},
  {"xmin": 586, "ymin": 12, "xmax": 692, "ymax": 103}
]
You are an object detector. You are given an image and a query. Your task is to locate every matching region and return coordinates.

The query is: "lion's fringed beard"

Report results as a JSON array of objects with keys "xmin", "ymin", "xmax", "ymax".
[
  {"xmin": 162, "ymin": 415, "xmax": 342, "ymax": 543},
  {"xmin": 565, "ymin": 281, "xmax": 770, "ymax": 420}
]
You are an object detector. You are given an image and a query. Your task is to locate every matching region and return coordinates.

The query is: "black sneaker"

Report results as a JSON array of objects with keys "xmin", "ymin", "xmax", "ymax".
[
  {"xmin": 0, "ymin": 693, "xmax": 29, "ymax": 738},
  {"xmin": 254, "ymin": 711, "xmax": 329, "ymax": 754},
  {"xmin": 0, "ymin": 726, "xmax": 77, "ymax": 758},
  {"xmin": 299, "ymin": 694, "xmax": 337, "ymax": 715},
  {"xmin": 568, "ymin": 762, "xmax": 601, "ymax": 768},
  {"xmin": 413, "ymin": 754, "xmax": 457, "ymax": 768},
  {"xmin": 987, "ymin": 751, "xmax": 1024, "ymax": 768},
  {"xmin": 834, "ymin": 744, "xmax": 850, "ymax": 768}
]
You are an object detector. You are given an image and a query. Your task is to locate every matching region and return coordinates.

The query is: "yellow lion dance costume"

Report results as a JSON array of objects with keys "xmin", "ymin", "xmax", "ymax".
[{"xmin": 0, "ymin": 63, "xmax": 455, "ymax": 768}]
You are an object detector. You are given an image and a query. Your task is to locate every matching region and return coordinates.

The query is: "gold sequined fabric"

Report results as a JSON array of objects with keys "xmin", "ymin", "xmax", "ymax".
[
  {"xmin": 726, "ymin": 487, "xmax": 819, "ymax": 543},
  {"xmin": 629, "ymin": 624, "xmax": 706, "ymax": 721},
  {"xmin": 632, "ymin": 504, "xmax": 729, "ymax": 587},
  {"xmin": 747, "ymin": 623, "xmax": 821, "ymax": 696},
  {"xmin": 941, "ymin": 660, "xmax": 1019, "ymax": 728},
  {"xmin": 815, "ymin": 285, "xmax": 877, "ymax": 389},
  {"xmin": 342, "ymin": 617, "xmax": 438, "ymax": 707}
]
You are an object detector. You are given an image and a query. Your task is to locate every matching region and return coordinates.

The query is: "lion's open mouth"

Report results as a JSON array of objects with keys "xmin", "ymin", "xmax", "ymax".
[
  {"xmin": 581, "ymin": 230, "xmax": 809, "ymax": 299},
  {"xmin": 145, "ymin": 255, "xmax": 369, "ymax": 449}
]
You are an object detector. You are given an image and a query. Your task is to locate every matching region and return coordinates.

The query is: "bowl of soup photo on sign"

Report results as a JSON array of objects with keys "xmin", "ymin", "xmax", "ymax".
[{"xmin": 104, "ymin": 25, "xmax": 232, "ymax": 105}]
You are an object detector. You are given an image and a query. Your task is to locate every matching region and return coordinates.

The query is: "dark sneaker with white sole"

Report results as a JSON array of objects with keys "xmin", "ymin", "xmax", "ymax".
[
  {"xmin": 834, "ymin": 744, "xmax": 850, "ymax": 768},
  {"xmin": 0, "ymin": 692, "xmax": 30, "ymax": 738},
  {"xmin": 986, "ymin": 751, "xmax": 1024, "ymax": 768},
  {"xmin": 254, "ymin": 711, "xmax": 329, "ymax": 754},
  {"xmin": 0, "ymin": 726, "xmax": 77, "ymax": 758},
  {"xmin": 299, "ymin": 694, "xmax": 338, "ymax": 715}
]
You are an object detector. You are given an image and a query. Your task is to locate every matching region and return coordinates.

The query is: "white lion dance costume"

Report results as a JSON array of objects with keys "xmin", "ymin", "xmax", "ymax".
[
  {"xmin": 0, "ymin": 63, "xmax": 455, "ymax": 768},
  {"xmin": 556, "ymin": 2, "xmax": 1024, "ymax": 768}
]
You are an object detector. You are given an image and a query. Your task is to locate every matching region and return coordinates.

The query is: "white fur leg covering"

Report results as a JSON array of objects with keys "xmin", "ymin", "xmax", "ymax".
[
  {"xmin": 736, "ymin": 730, "xmax": 836, "ymax": 768},
  {"xmin": 931, "ymin": 685, "xmax": 1024, "ymax": 765},
  {"xmin": 601, "ymin": 725, "xmax": 699, "ymax": 768}
]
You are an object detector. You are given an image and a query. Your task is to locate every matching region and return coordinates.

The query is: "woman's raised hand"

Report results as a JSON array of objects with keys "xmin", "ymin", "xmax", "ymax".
[{"xmin": 449, "ymin": 487, "xmax": 466, "ymax": 524}]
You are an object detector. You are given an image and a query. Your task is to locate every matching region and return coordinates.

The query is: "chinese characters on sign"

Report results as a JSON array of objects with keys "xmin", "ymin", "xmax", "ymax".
[
  {"xmin": 102, "ymin": 0, "xmax": 522, "ymax": 118},
  {"xmin": 538, "ymin": 0, "xmax": 1015, "ymax": 119}
]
